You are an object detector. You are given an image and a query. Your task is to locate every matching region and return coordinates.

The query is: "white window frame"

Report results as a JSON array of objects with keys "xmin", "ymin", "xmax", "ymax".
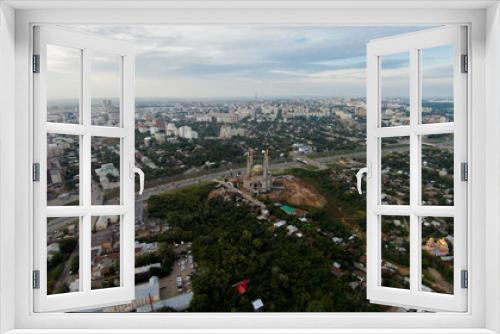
[
  {"xmin": 32, "ymin": 25, "xmax": 136, "ymax": 312},
  {"xmin": 366, "ymin": 26, "xmax": 467, "ymax": 312},
  {"xmin": 0, "ymin": 1, "xmax": 499, "ymax": 333}
]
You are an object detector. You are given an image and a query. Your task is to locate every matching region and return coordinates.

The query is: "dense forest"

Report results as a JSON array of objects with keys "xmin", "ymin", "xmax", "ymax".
[{"xmin": 148, "ymin": 173, "xmax": 385, "ymax": 312}]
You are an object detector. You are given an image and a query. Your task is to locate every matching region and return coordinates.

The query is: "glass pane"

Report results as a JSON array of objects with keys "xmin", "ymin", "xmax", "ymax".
[
  {"xmin": 421, "ymin": 217, "xmax": 454, "ymax": 294},
  {"xmin": 381, "ymin": 137, "xmax": 410, "ymax": 205},
  {"xmin": 47, "ymin": 217, "xmax": 79, "ymax": 295},
  {"xmin": 422, "ymin": 134, "xmax": 454, "ymax": 206},
  {"xmin": 47, "ymin": 133, "xmax": 80, "ymax": 206},
  {"xmin": 380, "ymin": 52, "xmax": 410, "ymax": 127},
  {"xmin": 91, "ymin": 215, "xmax": 121, "ymax": 290},
  {"xmin": 381, "ymin": 216, "xmax": 410, "ymax": 289},
  {"xmin": 91, "ymin": 53, "xmax": 121, "ymax": 127},
  {"xmin": 421, "ymin": 45, "xmax": 454, "ymax": 124},
  {"xmin": 47, "ymin": 45, "xmax": 81, "ymax": 124},
  {"xmin": 91, "ymin": 137, "xmax": 121, "ymax": 205}
]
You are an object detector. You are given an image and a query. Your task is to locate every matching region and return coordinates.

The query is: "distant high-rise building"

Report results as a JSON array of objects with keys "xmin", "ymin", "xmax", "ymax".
[
  {"xmin": 178, "ymin": 126, "xmax": 198, "ymax": 139},
  {"xmin": 219, "ymin": 126, "xmax": 246, "ymax": 139},
  {"xmin": 165, "ymin": 123, "xmax": 178, "ymax": 137}
]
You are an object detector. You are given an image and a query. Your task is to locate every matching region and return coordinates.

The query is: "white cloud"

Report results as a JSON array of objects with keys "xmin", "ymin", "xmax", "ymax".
[{"xmin": 48, "ymin": 25, "xmax": 451, "ymax": 99}]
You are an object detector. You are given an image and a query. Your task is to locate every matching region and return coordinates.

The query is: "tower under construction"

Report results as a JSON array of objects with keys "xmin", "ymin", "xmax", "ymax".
[{"xmin": 243, "ymin": 148, "xmax": 272, "ymax": 194}]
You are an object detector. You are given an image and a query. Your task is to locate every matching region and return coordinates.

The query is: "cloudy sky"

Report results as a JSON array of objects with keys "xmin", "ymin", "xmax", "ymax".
[{"xmin": 48, "ymin": 25, "xmax": 453, "ymax": 99}]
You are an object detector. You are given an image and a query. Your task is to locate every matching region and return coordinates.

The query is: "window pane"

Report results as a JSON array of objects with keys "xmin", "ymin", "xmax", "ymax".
[
  {"xmin": 381, "ymin": 137, "xmax": 410, "ymax": 205},
  {"xmin": 91, "ymin": 137, "xmax": 121, "ymax": 205},
  {"xmin": 47, "ymin": 133, "xmax": 80, "ymax": 206},
  {"xmin": 91, "ymin": 215, "xmax": 121, "ymax": 290},
  {"xmin": 380, "ymin": 52, "xmax": 410, "ymax": 127},
  {"xmin": 421, "ymin": 45, "xmax": 454, "ymax": 124},
  {"xmin": 47, "ymin": 45, "xmax": 80, "ymax": 124},
  {"xmin": 47, "ymin": 217, "xmax": 79, "ymax": 295},
  {"xmin": 422, "ymin": 134, "xmax": 454, "ymax": 206},
  {"xmin": 421, "ymin": 217, "xmax": 454, "ymax": 294},
  {"xmin": 381, "ymin": 216, "xmax": 410, "ymax": 289},
  {"xmin": 91, "ymin": 53, "xmax": 121, "ymax": 127}
]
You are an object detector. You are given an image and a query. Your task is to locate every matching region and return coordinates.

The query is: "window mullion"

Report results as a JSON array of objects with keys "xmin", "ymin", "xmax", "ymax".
[
  {"xmin": 90, "ymin": 205, "xmax": 127, "ymax": 216},
  {"xmin": 409, "ymin": 47, "xmax": 421, "ymax": 292},
  {"xmin": 46, "ymin": 206, "xmax": 87, "ymax": 217},
  {"xmin": 121, "ymin": 52, "xmax": 135, "ymax": 291},
  {"xmin": 80, "ymin": 214, "xmax": 90, "ymax": 292},
  {"xmin": 373, "ymin": 123, "xmax": 454, "ymax": 138},
  {"xmin": 89, "ymin": 126, "xmax": 127, "ymax": 138},
  {"xmin": 81, "ymin": 48, "xmax": 92, "ymax": 293},
  {"xmin": 374, "ymin": 205, "xmax": 454, "ymax": 217}
]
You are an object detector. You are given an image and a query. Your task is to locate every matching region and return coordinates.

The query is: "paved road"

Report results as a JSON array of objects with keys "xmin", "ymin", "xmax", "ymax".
[
  {"xmin": 50, "ymin": 141, "xmax": 446, "ymax": 209},
  {"xmin": 49, "ymin": 147, "xmax": 406, "ymax": 211},
  {"xmin": 139, "ymin": 160, "xmax": 302, "ymax": 201},
  {"xmin": 138, "ymin": 144, "xmax": 425, "ymax": 201},
  {"xmin": 138, "ymin": 150, "xmax": 369, "ymax": 201}
]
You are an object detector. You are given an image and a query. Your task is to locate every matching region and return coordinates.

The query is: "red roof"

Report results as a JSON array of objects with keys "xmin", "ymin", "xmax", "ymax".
[{"xmin": 235, "ymin": 279, "xmax": 248, "ymax": 295}]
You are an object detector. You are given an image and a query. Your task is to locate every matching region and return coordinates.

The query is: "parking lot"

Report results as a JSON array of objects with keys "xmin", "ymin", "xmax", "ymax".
[{"xmin": 159, "ymin": 242, "xmax": 196, "ymax": 300}]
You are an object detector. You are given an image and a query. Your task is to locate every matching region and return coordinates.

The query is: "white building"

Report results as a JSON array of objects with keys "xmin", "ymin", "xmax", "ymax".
[
  {"xmin": 219, "ymin": 126, "xmax": 246, "ymax": 139},
  {"xmin": 273, "ymin": 220, "xmax": 287, "ymax": 229},
  {"xmin": 153, "ymin": 132, "xmax": 165, "ymax": 144},
  {"xmin": 134, "ymin": 276, "xmax": 161, "ymax": 312},
  {"xmin": 165, "ymin": 123, "xmax": 178, "ymax": 137},
  {"xmin": 135, "ymin": 241, "xmax": 159, "ymax": 253},
  {"xmin": 286, "ymin": 225, "xmax": 299, "ymax": 235},
  {"xmin": 94, "ymin": 163, "xmax": 120, "ymax": 190},
  {"xmin": 178, "ymin": 126, "xmax": 198, "ymax": 139},
  {"xmin": 47, "ymin": 242, "xmax": 60, "ymax": 254},
  {"xmin": 252, "ymin": 299, "xmax": 264, "ymax": 311},
  {"xmin": 135, "ymin": 263, "xmax": 161, "ymax": 275}
]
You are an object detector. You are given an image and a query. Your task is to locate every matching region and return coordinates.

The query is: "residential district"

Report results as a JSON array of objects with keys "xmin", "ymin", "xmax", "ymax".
[{"xmin": 45, "ymin": 96, "xmax": 455, "ymax": 312}]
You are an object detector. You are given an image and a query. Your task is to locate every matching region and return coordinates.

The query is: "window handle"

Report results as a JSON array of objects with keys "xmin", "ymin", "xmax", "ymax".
[
  {"xmin": 356, "ymin": 166, "xmax": 369, "ymax": 195},
  {"xmin": 130, "ymin": 163, "xmax": 145, "ymax": 195}
]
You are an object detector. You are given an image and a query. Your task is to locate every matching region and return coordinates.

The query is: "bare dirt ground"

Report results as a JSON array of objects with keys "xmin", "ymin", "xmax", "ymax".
[
  {"xmin": 208, "ymin": 188, "xmax": 225, "ymax": 201},
  {"xmin": 263, "ymin": 176, "xmax": 326, "ymax": 208}
]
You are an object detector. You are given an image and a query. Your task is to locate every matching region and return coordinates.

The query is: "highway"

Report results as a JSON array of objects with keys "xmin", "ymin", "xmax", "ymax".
[
  {"xmin": 48, "ymin": 147, "xmax": 404, "ymax": 219},
  {"xmin": 139, "ymin": 161, "xmax": 298, "ymax": 200},
  {"xmin": 138, "ymin": 150, "xmax": 367, "ymax": 201},
  {"xmin": 137, "ymin": 144, "xmax": 425, "ymax": 201}
]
